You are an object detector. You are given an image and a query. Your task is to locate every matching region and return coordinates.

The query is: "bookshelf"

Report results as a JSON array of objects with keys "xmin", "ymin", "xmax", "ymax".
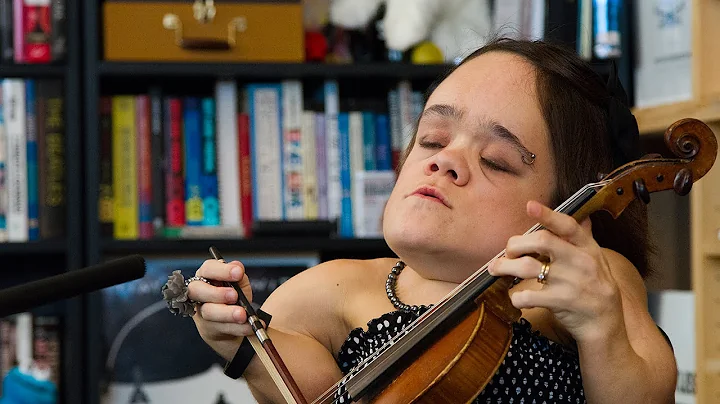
[
  {"xmin": 79, "ymin": 3, "xmax": 641, "ymax": 404},
  {"xmin": 631, "ymin": 1, "xmax": 720, "ymax": 403},
  {"xmin": 0, "ymin": 0, "xmax": 83, "ymax": 403}
]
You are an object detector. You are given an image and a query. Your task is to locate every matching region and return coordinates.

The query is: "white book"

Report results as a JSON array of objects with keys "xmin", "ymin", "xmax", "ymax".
[
  {"xmin": 3, "ymin": 79, "xmax": 27, "ymax": 242},
  {"xmin": 397, "ymin": 80, "xmax": 414, "ymax": 152},
  {"xmin": 282, "ymin": 80, "xmax": 305, "ymax": 220},
  {"xmin": 0, "ymin": 81, "xmax": 6, "ymax": 242},
  {"xmin": 301, "ymin": 110, "xmax": 318, "ymax": 220},
  {"xmin": 214, "ymin": 80, "xmax": 242, "ymax": 232},
  {"xmin": 249, "ymin": 85, "xmax": 283, "ymax": 221},
  {"xmin": 352, "ymin": 170, "xmax": 396, "ymax": 238},
  {"xmin": 324, "ymin": 80, "xmax": 341, "ymax": 221}
]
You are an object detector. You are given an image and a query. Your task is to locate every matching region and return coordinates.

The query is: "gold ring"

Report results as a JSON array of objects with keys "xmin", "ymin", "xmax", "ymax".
[{"xmin": 537, "ymin": 261, "xmax": 551, "ymax": 284}]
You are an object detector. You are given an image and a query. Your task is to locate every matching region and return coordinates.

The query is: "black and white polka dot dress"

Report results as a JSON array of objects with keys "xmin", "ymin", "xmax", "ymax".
[{"xmin": 336, "ymin": 307, "xmax": 586, "ymax": 403}]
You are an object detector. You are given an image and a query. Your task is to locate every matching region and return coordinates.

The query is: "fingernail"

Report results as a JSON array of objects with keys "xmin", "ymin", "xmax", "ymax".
[
  {"xmin": 226, "ymin": 290, "xmax": 236, "ymax": 301},
  {"xmin": 233, "ymin": 308, "xmax": 242, "ymax": 322},
  {"xmin": 231, "ymin": 266, "xmax": 241, "ymax": 280}
]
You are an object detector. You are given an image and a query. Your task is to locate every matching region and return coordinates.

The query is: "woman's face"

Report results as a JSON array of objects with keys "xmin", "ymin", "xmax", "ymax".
[{"xmin": 383, "ymin": 51, "xmax": 557, "ymax": 282}]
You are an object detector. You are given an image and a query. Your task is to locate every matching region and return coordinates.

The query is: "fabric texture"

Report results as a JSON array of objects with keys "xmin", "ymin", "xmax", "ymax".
[{"xmin": 336, "ymin": 307, "xmax": 586, "ymax": 403}]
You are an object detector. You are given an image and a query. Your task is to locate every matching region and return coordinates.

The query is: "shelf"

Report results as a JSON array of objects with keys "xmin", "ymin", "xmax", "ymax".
[
  {"xmin": 633, "ymin": 96, "xmax": 720, "ymax": 135},
  {"xmin": 97, "ymin": 62, "xmax": 452, "ymax": 79},
  {"xmin": 102, "ymin": 237, "xmax": 392, "ymax": 254},
  {"xmin": 0, "ymin": 240, "xmax": 66, "ymax": 254},
  {"xmin": 0, "ymin": 64, "xmax": 66, "ymax": 78}
]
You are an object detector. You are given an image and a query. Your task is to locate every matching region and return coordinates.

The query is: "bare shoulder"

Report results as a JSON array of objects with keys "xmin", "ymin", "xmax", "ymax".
[{"xmin": 258, "ymin": 258, "xmax": 392, "ymax": 350}]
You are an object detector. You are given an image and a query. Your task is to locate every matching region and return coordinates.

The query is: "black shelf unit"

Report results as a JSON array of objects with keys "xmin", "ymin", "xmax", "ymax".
[
  {"xmin": 98, "ymin": 61, "xmax": 453, "ymax": 79},
  {"xmin": 0, "ymin": 0, "xmax": 83, "ymax": 403}
]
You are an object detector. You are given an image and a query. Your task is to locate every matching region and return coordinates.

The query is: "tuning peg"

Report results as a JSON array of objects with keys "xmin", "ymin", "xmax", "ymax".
[
  {"xmin": 633, "ymin": 178, "xmax": 651, "ymax": 204},
  {"xmin": 674, "ymin": 168, "xmax": 693, "ymax": 196}
]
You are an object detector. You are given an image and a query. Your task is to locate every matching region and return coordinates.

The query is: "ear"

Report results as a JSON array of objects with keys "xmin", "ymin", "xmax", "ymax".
[{"xmin": 329, "ymin": 0, "xmax": 385, "ymax": 30}]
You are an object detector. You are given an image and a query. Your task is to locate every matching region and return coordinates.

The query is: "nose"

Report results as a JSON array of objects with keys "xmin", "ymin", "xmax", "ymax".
[{"xmin": 424, "ymin": 148, "xmax": 470, "ymax": 186}]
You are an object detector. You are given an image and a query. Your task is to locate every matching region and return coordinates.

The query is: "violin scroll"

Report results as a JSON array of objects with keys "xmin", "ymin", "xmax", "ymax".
[{"xmin": 573, "ymin": 118, "xmax": 718, "ymax": 221}]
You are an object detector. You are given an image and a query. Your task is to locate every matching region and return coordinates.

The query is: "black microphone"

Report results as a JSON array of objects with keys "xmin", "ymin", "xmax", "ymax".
[{"xmin": 0, "ymin": 255, "xmax": 147, "ymax": 317}]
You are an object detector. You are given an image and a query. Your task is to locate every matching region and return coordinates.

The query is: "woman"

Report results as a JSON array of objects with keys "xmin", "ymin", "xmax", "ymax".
[{"xmin": 184, "ymin": 38, "xmax": 677, "ymax": 403}]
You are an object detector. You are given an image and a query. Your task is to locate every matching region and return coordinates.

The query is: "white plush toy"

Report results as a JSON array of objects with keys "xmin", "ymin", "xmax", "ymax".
[{"xmin": 329, "ymin": 0, "xmax": 492, "ymax": 63}]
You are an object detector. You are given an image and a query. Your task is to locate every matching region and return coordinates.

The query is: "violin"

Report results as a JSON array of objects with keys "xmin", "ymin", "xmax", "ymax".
[{"xmin": 253, "ymin": 118, "xmax": 718, "ymax": 404}]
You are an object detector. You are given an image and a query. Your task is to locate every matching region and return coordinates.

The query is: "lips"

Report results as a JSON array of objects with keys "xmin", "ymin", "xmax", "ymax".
[{"xmin": 410, "ymin": 186, "xmax": 451, "ymax": 208}]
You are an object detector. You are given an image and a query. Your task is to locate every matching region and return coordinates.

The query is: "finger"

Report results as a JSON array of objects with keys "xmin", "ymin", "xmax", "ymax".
[
  {"xmin": 198, "ymin": 302, "xmax": 248, "ymax": 323},
  {"xmin": 188, "ymin": 281, "xmax": 238, "ymax": 304},
  {"xmin": 504, "ymin": 230, "xmax": 575, "ymax": 261},
  {"xmin": 526, "ymin": 200, "xmax": 591, "ymax": 247},
  {"xmin": 510, "ymin": 288, "xmax": 570, "ymax": 311},
  {"xmin": 489, "ymin": 256, "xmax": 544, "ymax": 280},
  {"xmin": 196, "ymin": 259, "xmax": 245, "ymax": 282}
]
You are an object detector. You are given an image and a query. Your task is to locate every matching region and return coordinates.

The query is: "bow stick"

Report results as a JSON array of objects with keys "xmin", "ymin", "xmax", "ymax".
[{"xmin": 209, "ymin": 246, "xmax": 307, "ymax": 404}]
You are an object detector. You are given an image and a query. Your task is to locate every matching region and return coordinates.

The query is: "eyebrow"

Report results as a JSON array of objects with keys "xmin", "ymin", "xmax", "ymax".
[{"xmin": 421, "ymin": 104, "xmax": 536, "ymax": 162}]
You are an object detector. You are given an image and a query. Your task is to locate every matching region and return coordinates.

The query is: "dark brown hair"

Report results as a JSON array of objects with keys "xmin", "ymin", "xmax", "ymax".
[{"xmin": 400, "ymin": 37, "xmax": 651, "ymax": 278}]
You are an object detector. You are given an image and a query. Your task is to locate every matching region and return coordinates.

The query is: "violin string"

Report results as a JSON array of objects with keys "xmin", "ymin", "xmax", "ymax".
[{"xmin": 312, "ymin": 182, "xmax": 607, "ymax": 403}]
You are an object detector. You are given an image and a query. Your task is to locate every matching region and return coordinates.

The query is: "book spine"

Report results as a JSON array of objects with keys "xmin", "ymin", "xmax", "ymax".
[
  {"xmin": 324, "ymin": 80, "xmax": 341, "ymax": 222},
  {"xmin": 375, "ymin": 113, "xmax": 392, "ymax": 170},
  {"xmin": 215, "ymin": 80, "xmax": 241, "ymax": 229},
  {"xmin": 38, "ymin": 80, "xmax": 64, "ymax": 239},
  {"xmin": 4, "ymin": 79, "xmax": 28, "ymax": 241},
  {"xmin": 149, "ymin": 86, "xmax": 164, "ymax": 233},
  {"xmin": 301, "ymin": 110, "xmax": 317, "ymax": 220},
  {"xmin": 200, "ymin": 96, "xmax": 219, "ymax": 226},
  {"xmin": 237, "ymin": 112, "xmax": 252, "ymax": 236},
  {"xmin": 183, "ymin": 97, "xmax": 203, "ymax": 226},
  {"xmin": 25, "ymin": 79, "xmax": 38, "ymax": 240},
  {"xmin": 282, "ymin": 80, "xmax": 304, "ymax": 220},
  {"xmin": 111, "ymin": 95, "xmax": 137, "ymax": 240},
  {"xmin": 338, "ymin": 112, "xmax": 353, "ymax": 238},
  {"xmin": 99, "ymin": 96, "xmax": 113, "ymax": 236},
  {"xmin": 21, "ymin": 0, "xmax": 51, "ymax": 63},
  {"xmin": 49, "ymin": 0, "xmax": 65, "ymax": 61},
  {"xmin": 0, "ymin": 82, "xmax": 6, "ymax": 242},
  {"xmin": 247, "ymin": 83, "xmax": 283, "ymax": 221},
  {"xmin": 362, "ymin": 111, "xmax": 376, "ymax": 170},
  {"xmin": 314, "ymin": 112, "xmax": 327, "ymax": 220},
  {"xmin": 135, "ymin": 95, "xmax": 153, "ymax": 239},
  {"xmin": 164, "ymin": 97, "xmax": 184, "ymax": 228},
  {"xmin": 0, "ymin": 0, "xmax": 13, "ymax": 63}
]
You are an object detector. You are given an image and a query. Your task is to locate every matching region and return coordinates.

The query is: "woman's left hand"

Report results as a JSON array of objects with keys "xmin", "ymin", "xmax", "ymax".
[{"xmin": 487, "ymin": 200, "xmax": 625, "ymax": 344}]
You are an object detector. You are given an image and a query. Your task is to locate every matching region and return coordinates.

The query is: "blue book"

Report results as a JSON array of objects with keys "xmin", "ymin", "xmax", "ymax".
[
  {"xmin": 183, "ymin": 97, "xmax": 203, "ymax": 226},
  {"xmin": 200, "ymin": 97, "xmax": 220, "ymax": 226},
  {"xmin": 375, "ymin": 113, "xmax": 392, "ymax": 170},
  {"xmin": 362, "ymin": 111, "xmax": 376, "ymax": 170},
  {"xmin": 338, "ymin": 112, "xmax": 353, "ymax": 238},
  {"xmin": 25, "ymin": 79, "xmax": 39, "ymax": 240}
]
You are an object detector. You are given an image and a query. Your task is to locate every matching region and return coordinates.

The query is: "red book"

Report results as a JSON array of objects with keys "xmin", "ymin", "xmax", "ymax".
[
  {"xmin": 238, "ymin": 113, "xmax": 252, "ymax": 237},
  {"xmin": 22, "ymin": 0, "xmax": 51, "ymax": 63},
  {"xmin": 165, "ymin": 98, "xmax": 185, "ymax": 227}
]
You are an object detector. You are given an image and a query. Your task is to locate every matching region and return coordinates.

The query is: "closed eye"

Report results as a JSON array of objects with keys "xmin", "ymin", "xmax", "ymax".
[
  {"xmin": 481, "ymin": 158, "xmax": 512, "ymax": 173},
  {"xmin": 419, "ymin": 140, "xmax": 445, "ymax": 149}
]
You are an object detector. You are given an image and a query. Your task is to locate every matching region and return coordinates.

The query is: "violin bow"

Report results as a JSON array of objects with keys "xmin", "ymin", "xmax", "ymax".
[{"xmin": 209, "ymin": 246, "xmax": 308, "ymax": 404}]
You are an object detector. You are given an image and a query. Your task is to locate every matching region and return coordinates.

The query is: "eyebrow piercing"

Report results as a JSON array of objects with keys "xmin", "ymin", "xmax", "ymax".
[{"xmin": 522, "ymin": 153, "xmax": 536, "ymax": 165}]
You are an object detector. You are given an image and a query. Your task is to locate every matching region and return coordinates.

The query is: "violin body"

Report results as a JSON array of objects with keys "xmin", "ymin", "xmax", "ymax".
[{"xmin": 371, "ymin": 277, "xmax": 521, "ymax": 403}]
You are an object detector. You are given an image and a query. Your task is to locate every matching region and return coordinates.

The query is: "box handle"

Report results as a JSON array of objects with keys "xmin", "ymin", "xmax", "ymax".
[{"xmin": 163, "ymin": 14, "xmax": 247, "ymax": 51}]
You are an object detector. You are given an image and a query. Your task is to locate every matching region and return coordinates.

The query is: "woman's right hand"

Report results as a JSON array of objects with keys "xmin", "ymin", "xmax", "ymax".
[{"xmin": 187, "ymin": 258, "xmax": 254, "ymax": 361}]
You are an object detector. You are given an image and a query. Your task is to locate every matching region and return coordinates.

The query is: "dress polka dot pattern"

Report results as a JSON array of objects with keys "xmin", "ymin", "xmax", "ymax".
[{"xmin": 336, "ymin": 307, "xmax": 586, "ymax": 403}]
